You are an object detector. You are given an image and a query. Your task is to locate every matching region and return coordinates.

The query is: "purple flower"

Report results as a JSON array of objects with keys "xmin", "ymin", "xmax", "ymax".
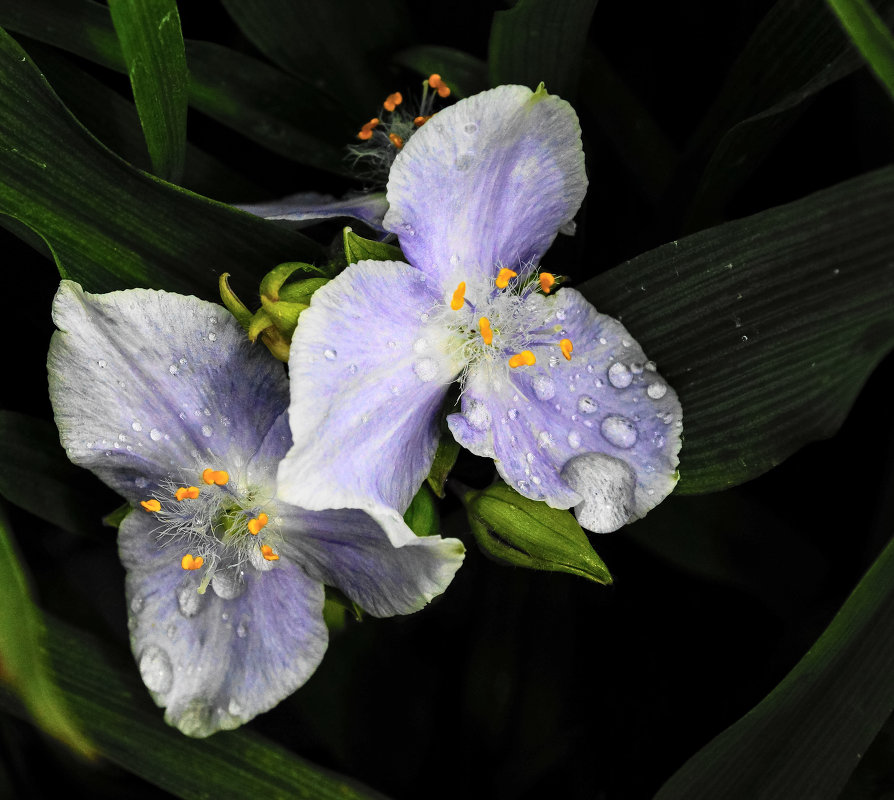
[
  {"xmin": 277, "ymin": 85, "xmax": 683, "ymax": 542},
  {"xmin": 48, "ymin": 281, "xmax": 464, "ymax": 737}
]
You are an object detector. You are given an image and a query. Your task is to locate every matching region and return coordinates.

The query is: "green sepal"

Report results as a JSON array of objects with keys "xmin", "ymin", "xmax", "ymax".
[
  {"xmin": 403, "ymin": 484, "xmax": 440, "ymax": 537},
  {"xmin": 218, "ymin": 273, "xmax": 253, "ymax": 332},
  {"xmin": 464, "ymin": 482, "xmax": 612, "ymax": 585},
  {"xmin": 102, "ymin": 502, "xmax": 131, "ymax": 529},
  {"xmin": 278, "ymin": 277, "xmax": 330, "ymax": 304},
  {"xmin": 426, "ymin": 433, "xmax": 461, "ymax": 498},
  {"xmin": 259, "ymin": 295, "xmax": 307, "ymax": 340},
  {"xmin": 259, "ymin": 261, "xmax": 317, "ymax": 301},
  {"xmin": 323, "ymin": 586, "xmax": 363, "ymax": 623},
  {"xmin": 343, "ymin": 227, "xmax": 404, "ymax": 264}
]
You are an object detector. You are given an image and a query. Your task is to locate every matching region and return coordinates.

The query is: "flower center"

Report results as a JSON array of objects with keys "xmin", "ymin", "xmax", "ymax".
[{"xmin": 139, "ymin": 466, "xmax": 280, "ymax": 595}]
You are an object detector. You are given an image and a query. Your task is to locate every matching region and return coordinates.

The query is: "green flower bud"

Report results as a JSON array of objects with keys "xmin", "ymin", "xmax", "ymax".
[{"xmin": 465, "ymin": 482, "xmax": 612, "ymax": 585}]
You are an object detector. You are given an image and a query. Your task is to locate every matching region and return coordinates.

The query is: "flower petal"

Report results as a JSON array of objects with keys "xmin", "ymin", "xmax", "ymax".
[
  {"xmin": 120, "ymin": 511, "xmax": 327, "ymax": 737},
  {"xmin": 278, "ymin": 261, "xmax": 461, "ymax": 546},
  {"xmin": 383, "ymin": 85, "xmax": 587, "ymax": 291},
  {"xmin": 236, "ymin": 190, "xmax": 389, "ymax": 232},
  {"xmin": 48, "ymin": 281, "xmax": 288, "ymax": 504},
  {"xmin": 448, "ymin": 288, "xmax": 682, "ymax": 532},
  {"xmin": 278, "ymin": 507, "xmax": 465, "ymax": 616}
]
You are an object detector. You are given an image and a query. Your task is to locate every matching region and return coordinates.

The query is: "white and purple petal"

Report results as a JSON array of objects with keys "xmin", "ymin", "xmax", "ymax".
[
  {"xmin": 383, "ymin": 84, "xmax": 587, "ymax": 292},
  {"xmin": 277, "ymin": 507, "xmax": 465, "ymax": 617},
  {"xmin": 120, "ymin": 511, "xmax": 327, "ymax": 737},
  {"xmin": 236, "ymin": 190, "xmax": 389, "ymax": 232},
  {"xmin": 48, "ymin": 282, "xmax": 289, "ymax": 504},
  {"xmin": 278, "ymin": 260, "xmax": 463, "ymax": 546},
  {"xmin": 448, "ymin": 288, "xmax": 682, "ymax": 532}
]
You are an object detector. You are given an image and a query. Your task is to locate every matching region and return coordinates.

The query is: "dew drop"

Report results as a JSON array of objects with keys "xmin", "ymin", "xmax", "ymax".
[
  {"xmin": 464, "ymin": 122, "xmax": 478, "ymax": 134},
  {"xmin": 630, "ymin": 362, "xmax": 644, "ymax": 374},
  {"xmin": 567, "ymin": 431, "xmax": 582, "ymax": 448},
  {"xmin": 390, "ymin": 385, "xmax": 401, "ymax": 395},
  {"xmin": 203, "ymin": 407, "xmax": 212, "ymax": 416},
  {"xmin": 538, "ymin": 431, "xmax": 554, "ymax": 448},
  {"xmin": 212, "ymin": 570, "xmax": 246, "ymax": 600},
  {"xmin": 532, "ymin": 375, "xmax": 556, "ymax": 401},
  {"xmin": 139, "ymin": 645, "xmax": 173, "ymax": 694},
  {"xmin": 228, "ymin": 698, "xmax": 244, "ymax": 717},
  {"xmin": 518, "ymin": 480, "xmax": 530, "ymax": 492},
  {"xmin": 652, "ymin": 431, "xmax": 666, "ymax": 449},
  {"xmin": 577, "ymin": 395, "xmax": 598, "ymax": 414},
  {"xmin": 608, "ymin": 362, "xmax": 633, "ymax": 388},
  {"xmin": 466, "ymin": 401, "xmax": 491, "ymax": 431},
  {"xmin": 208, "ymin": 332, "xmax": 217, "ymax": 342},
  {"xmin": 647, "ymin": 382, "xmax": 667, "ymax": 399},
  {"xmin": 177, "ymin": 584, "xmax": 202, "ymax": 617},
  {"xmin": 236, "ymin": 620, "xmax": 249, "ymax": 639},
  {"xmin": 402, "ymin": 223, "xmax": 416, "ymax": 236},
  {"xmin": 531, "ymin": 476, "xmax": 542, "ymax": 486},
  {"xmin": 413, "ymin": 337, "xmax": 429, "ymax": 354},
  {"xmin": 97, "ymin": 359, "xmax": 106, "ymax": 368},
  {"xmin": 555, "ymin": 309, "xmax": 567, "ymax": 321},
  {"xmin": 601, "ymin": 415, "xmax": 638, "ymax": 449},
  {"xmin": 508, "ymin": 408, "xmax": 519, "ymax": 420},
  {"xmin": 349, "ymin": 363, "xmax": 358, "ymax": 374},
  {"xmin": 549, "ymin": 355, "xmax": 562, "ymax": 367},
  {"xmin": 388, "ymin": 340, "xmax": 397, "ymax": 349},
  {"xmin": 169, "ymin": 364, "xmax": 179, "ymax": 375},
  {"xmin": 201, "ymin": 424, "xmax": 214, "ymax": 438},
  {"xmin": 324, "ymin": 348, "xmax": 337, "ymax": 360},
  {"xmin": 526, "ymin": 452, "xmax": 535, "ymax": 464},
  {"xmin": 413, "ymin": 358, "xmax": 438, "ymax": 383},
  {"xmin": 131, "ymin": 421, "xmax": 142, "ymax": 432}
]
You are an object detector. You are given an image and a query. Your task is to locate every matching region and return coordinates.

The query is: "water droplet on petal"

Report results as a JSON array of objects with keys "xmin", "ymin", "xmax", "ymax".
[
  {"xmin": 577, "ymin": 396, "xmax": 598, "ymax": 414},
  {"xmin": 526, "ymin": 452, "xmax": 535, "ymax": 464},
  {"xmin": 201, "ymin": 424, "xmax": 213, "ymax": 437},
  {"xmin": 532, "ymin": 375, "xmax": 556, "ymax": 401},
  {"xmin": 139, "ymin": 645, "xmax": 173, "ymax": 694},
  {"xmin": 228, "ymin": 698, "xmax": 243, "ymax": 717},
  {"xmin": 149, "ymin": 428, "xmax": 162, "ymax": 441},
  {"xmin": 652, "ymin": 431, "xmax": 666, "ymax": 449},
  {"xmin": 601, "ymin": 415, "xmax": 638, "ymax": 449},
  {"xmin": 608, "ymin": 362, "xmax": 633, "ymax": 388},
  {"xmin": 212, "ymin": 570, "xmax": 246, "ymax": 600},
  {"xmin": 414, "ymin": 358, "xmax": 438, "ymax": 383},
  {"xmin": 464, "ymin": 122, "xmax": 478, "ymax": 134},
  {"xmin": 130, "ymin": 594, "xmax": 144, "ymax": 613},
  {"xmin": 208, "ymin": 332, "xmax": 217, "ymax": 342},
  {"xmin": 508, "ymin": 408, "xmax": 519, "ymax": 420},
  {"xmin": 645, "ymin": 360, "xmax": 657, "ymax": 371},
  {"xmin": 567, "ymin": 431, "xmax": 582, "ymax": 448},
  {"xmin": 349, "ymin": 363, "xmax": 358, "ymax": 374},
  {"xmin": 466, "ymin": 401, "xmax": 491, "ymax": 431},
  {"xmin": 169, "ymin": 364, "xmax": 179, "ymax": 375},
  {"xmin": 647, "ymin": 382, "xmax": 667, "ymax": 399},
  {"xmin": 324, "ymin": 348, "xmax": 337, "ymax": 360},
  {"xmin": 538, "ymin": 431, "xmax": 554, "ymax": 448},
  {"xmin": 236, "ymin": 619, "xmax": 249, "ymax": 639},
  {"xmin": 388, "ymin": 340, "xmax": 397, "ymax": 349},
  {"xmin": 131, "ymin": 421, "xmax": 142, "ymax": 432},
  {"xmin": 390, "ymin": 385, "xmax": 401, "ymax": 395},
  {"xmin": 630, "ymin": 362, "xmax": 644, "ymax": 374},
  {"xmin": 413, "ymin": 338, "xmax": 429, "ymax": 354},
  {"xmin": 177, "ymin": 584, "xmax": 202, "ymax": 617}
]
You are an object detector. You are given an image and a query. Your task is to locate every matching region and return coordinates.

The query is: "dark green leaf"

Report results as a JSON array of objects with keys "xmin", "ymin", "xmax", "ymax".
[
  {"xmin": 0, "ymin": 27, "xmax": 324, "ymax": 296},
  {"xmin": 109, "ymin": 0, "xmax": 188, "ymax": 182},
  {"xmin": 343, "ymin": 228, "xmax": 404, "ymax": 264},
  {"xmin": 0, "ymin": 508, "xmax": 96, "ymax": 758},
  {"xmin": 0, "ymin": 412, "xmax": 104, "ymax": 536},
  {"xmin": 828, "ymin": 0, "xmax": 894, "ymax": 100},
  {"xmin": 0, "ymin": 617, "xmax": 390, "ymax": 799},
  {"xmin": 581, "ymin": 166, "xmax": 894, "ymax": 494},
  {"xmin": 488, "ymin": 0, "xmax": 599, "ymax": 99},
  {"xmin": 392, "ymin": 46, "xmax": 488, "ymax": 99},
  {"xmin": 0, "ymin": 0, "xmax": 353, "ymax": 174},
  {"xmin": 682, "ymin": 0, "xmax": 894, "ymax": 228},
  {"xmin": 655, "ymin": 534, "xmax": 894, "ymax": 799}
]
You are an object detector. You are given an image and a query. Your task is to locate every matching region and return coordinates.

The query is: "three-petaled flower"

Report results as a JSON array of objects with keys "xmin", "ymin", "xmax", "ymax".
[
  {"xmin": 48, "ymin": 281, "xmax": 464, "ymax": 737},
  {"xmin": 277, "ymin": 85, "xmax": 683, "ymax": 543}
]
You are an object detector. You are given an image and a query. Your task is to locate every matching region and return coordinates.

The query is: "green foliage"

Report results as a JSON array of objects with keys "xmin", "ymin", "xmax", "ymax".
[
  {"xmin": 109, "ymin": 0, "xmax": 188, "ymax": 183},
  {"xmin": 343, "ymin": 228, "xmax": 404, "ymax": 264},
  {"xmin": 403, "ymin": 485, "xmax": 440, "ymax": 537},
  {"xmin": 827, "ymin": 0, "xmax": 894, "ymax": 101}
]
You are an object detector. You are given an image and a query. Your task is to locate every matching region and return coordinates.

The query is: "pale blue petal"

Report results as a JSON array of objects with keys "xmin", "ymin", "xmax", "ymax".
[
  {"xmin": 120, "ymin": 511, "xmax": 327, "ymax": 737},
  {"xmin": 448, "ymin": 288, "xmax": 682, "ymax": 532},
  {"xmin": 277, "ymin": 507, "xmax": 465, "ymax": 616},
  {"xmin": 48, "ymin": 281, "xmax": 288, "ymax": 504},
  {"xmin": 383, "ymin": 85, "xmax": 587, "ymax": 292},
  {"xmin": 278, "ymin": 261, "xmax": 462, "ymax": 546},
  {"xmin": 236, "ymin": 191, "xmax": 389, "ymax": 232}
]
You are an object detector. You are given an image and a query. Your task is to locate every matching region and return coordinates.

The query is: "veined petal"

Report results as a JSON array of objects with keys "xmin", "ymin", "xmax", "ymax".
[
  {"xmin": 448, "ymin": 288, "xmax": 682, "ymax": 533},
  {"xmin": 120, "ymin": 511, "xmax": 327, "ymax": 737},
  {"xmin": 384, "ymin": 85, "xmax": 587, "ymax": 292},
  {"xmin": 278, "ymin": 261, "xmax": 461, "ymax": 546},
  {"xmin": 278, "ymin": 507, "xmax": 465, "ymax": 617},
  {"xmin": 236, "ymin": 191, "xmax": 389, "ymax": 232},
  {"xmin": 48, "ymin": 282, "xmax": 289, "ymax": 504}
]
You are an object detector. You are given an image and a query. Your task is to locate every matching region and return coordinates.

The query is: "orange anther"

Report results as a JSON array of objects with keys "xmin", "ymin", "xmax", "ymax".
[
  {"xmin": 560, "ymin": 338, "xmax": 573, "ymax": 360},
  {"xmin": 388, "ymin": 133, "xmax": 404, "ymax": 149},
  {"xmin": 414, "ymin": 115, "xmax": 432, "ymax": 127},
  {"xmin": 260, "ymin": 544, "xmax": 280, "ymax": 562},
  {"xmin": 428, "ymin": 74, "xmax": 451, "ymax": 98},
  {"xmin": 478, "ymin": 317, "xmax": 493, "ymax": 346},
  {"xmin": 202, "ymin": 468, "xmax": 216, "ymax": 485},
  {"xmin": 248, "ymin": 512, "xmax": 270, "ymax": 536},
  {"xmin": 181, "ymin": 553, "xmax": 204, "ymax": 571},
  {"xmin": 508, "ymin": 350, "xmax": 536, "ymax": 368},
  {"xmin": 140, "ymin": 498, "xmax": 161, "ymax": 513},
  {"xmin": 495, "ymin": 268, "xmax": 517, "ymax": 289},
  {"xmin": 257, "ymin": 512, "xmax": 269, "ymax": 526},
  {"xmin": 175, "ymin": 486, "xmax": 200, "ymax": 501},
  {"xmin": 212, "ymin": 470, "xmax": 229, "ymax": 486},
  {"xmin": 450, "ymin": 281, "xmax": 466, "ymax": 310},
  {"xmin": 356, "ymin": 118, "xmax": 379, "ymax": 140},
  {"xmin": 539, "ymin": 272, "xmax": 556, "ymax": 293},
  {"xmin": 384, "ymin": 92, "xmax": 403, "ymax": 112}
]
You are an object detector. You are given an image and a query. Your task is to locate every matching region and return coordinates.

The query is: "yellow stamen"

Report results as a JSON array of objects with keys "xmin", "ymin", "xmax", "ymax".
[
  {"xmin": 384, "ymin": 92, "xmax": 403, "ymax": 112},
  {"xmin": 140, "ymin": 498, "xmax": 161, "ymax": 513},
  {"xmin": 478, "ymin": 317, "xmax": 493, "ymax": 346},
  {"xmin": 175, "ymin": 486, "xmax": 200, "ymax": 502},
  {"xmin": 414, "ymin": 115, "xmax": 432, "ymax": 127},
  {"xmin": 495, "ymin": 268, "xmax": 517, "ymax": 289},
  {"xmin": 388, "ymin": 132, "xmax": 404, "ymax": 149},
  {"xmin": 450, "ymin": 281, "xmax": 466, "ymax": 310},
  {"xmin": 248, "ymin": 511, "xmax": 269, "ymax": 536},
  {"xmin": 260, "ymin": 544, "xmax": 280, "ymax": 562},
  {"xmin": 508, "ymin": 350, "xmax": 536, "ymax": 368},
  {"xmin": 181, "ymin": 553, "xmax": 204, "ymax": 571},
  {"xmin": 356, "ymin": 117, "xmax": 379, "ymax": 140},
  {"xmin": 539, "ymin": 272, "xmax": 556, "ymax": 293},
  {"xmin": 202, "ymin": 468, "xmax": 229, "ymax": 486},
  {"xmin": 560, "ymin": 338, "xmax": 573, "ymax": 360},
  {"xmin": 428, "ymin": 74, "xmax": 451, "ymax": 98}
]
